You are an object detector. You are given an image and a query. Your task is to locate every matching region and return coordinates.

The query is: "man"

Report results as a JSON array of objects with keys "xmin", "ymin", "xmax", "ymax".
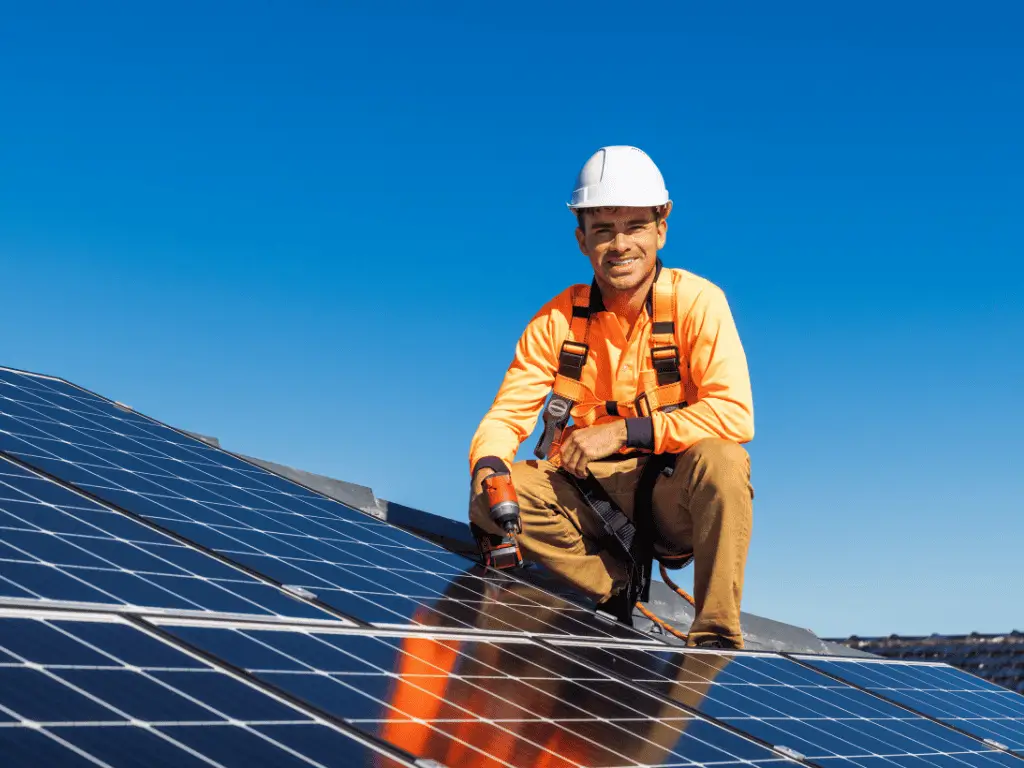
[{"xmin": 468, "ymin": 146, "xmax": 754, "ymax": 648}]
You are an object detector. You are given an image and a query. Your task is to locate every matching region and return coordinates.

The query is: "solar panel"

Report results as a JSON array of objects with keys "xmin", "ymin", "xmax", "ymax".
[
  {"xmin": 0, "ymin": 455, "xmax": 341, "ymax": 621},
  {"xmin": 4, "ymin": 364, "xmax": 1019, "ymax": 768},
  {"xmin": 158, "ymin": 618, "xmax": 802, "ymax": 768},
  {"xmin": 802, "ymin": 656, "xmax": 1024, "ymax": 756},
  {"xmin": 0, "ymin": 610, "xmax": 414, "ymax": 767},
  {"xmin": 0, "ymin": 367, "xmax": 641, "ymax": 640},
  {"xmin": 555, "ymin": 642, "xmax": 1024, "ymax": 766}
]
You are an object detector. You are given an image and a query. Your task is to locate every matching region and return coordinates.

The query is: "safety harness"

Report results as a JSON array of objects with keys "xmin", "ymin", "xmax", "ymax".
[{"xmin": 533, "ymin": 263, "xmax": 690, "ymax": 611}]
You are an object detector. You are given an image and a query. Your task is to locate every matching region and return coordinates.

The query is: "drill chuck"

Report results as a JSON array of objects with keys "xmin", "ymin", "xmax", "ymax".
[{"xmin": 483, "ymin": 473, "xmax": 521, "ymax": 533}]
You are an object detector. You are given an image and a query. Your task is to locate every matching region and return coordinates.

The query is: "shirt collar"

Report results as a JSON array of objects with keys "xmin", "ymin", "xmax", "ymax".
[{"xmin": 588, "ymin": 258, "xmax": 664, "ymax": 316}]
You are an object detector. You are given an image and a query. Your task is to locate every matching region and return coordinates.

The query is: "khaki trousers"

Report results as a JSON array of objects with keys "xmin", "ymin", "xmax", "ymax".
[{"xmin": 470, "ymin": 438, "xmax": 753, "ymax": 647}]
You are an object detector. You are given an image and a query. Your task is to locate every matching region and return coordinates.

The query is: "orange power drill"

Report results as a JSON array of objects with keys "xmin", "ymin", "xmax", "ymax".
[{"xmin": 480, "ymin": 472, "xmax": 524, "ymax": 570}]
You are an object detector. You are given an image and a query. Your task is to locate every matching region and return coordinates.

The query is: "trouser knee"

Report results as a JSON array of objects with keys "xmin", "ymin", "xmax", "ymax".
[{"xmin": 684, "ymin": 438, "xmax": 752, "ymax": 497}]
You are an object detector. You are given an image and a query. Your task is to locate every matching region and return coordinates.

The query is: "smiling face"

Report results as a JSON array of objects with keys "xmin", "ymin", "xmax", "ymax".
[{"xmin": 575, "ymin": 205, "xmax": 669, "ymax": 297}]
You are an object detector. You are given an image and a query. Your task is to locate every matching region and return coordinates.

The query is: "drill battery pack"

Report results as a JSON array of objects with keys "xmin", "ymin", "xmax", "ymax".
[{"xmin": 479, "ymin": 531, "xmax": 523, "ymax": 570}]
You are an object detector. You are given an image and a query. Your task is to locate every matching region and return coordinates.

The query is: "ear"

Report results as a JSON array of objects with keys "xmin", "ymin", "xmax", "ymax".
[
  {"xmin": 575, "ymin": 225, "xmax": 588, "ymax": 255},
  {"xmin": 656, "ymin": 202, "xmax": 672, "ymax": 250}
]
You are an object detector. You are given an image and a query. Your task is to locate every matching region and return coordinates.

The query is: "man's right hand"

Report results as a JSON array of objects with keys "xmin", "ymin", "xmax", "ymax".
[{"xmin": 471, "ymin": 468, "xmax": 497, "ymax": 500}]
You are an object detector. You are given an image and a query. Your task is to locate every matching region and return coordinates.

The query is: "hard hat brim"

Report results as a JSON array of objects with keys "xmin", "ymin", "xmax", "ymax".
[{"xmin": 567, "ymin": 197, "xmax": 672, "ymax": 210}]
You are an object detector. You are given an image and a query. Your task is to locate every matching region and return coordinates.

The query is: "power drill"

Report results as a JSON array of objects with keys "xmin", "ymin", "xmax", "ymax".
[{"xmin": 479, "ymin": 472, "xmax": 523, "ymax": 570}]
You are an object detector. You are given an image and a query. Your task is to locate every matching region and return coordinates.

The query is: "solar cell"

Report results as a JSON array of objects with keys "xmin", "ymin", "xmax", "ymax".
[
  {"xmin": 556, "ymin": 642, "xmax": 1024, "ymax": 767},
  {"xmin": 802, "ymin": 656, "xmax": 1024, "ymax": 756},
  {"xmin": 160, "ymin": 619, "xmax": 803, "ymax": 768},
  {"xmin": 0, "ymin": 455, "xmax": 341, "ymax": 621},
  {"xmin": 0, "ymin": 610, "xmax": 413, "ymax": 767},
  {"xmin": 0, "ymin": 367, "xmax": 641, "ymax": 640}
]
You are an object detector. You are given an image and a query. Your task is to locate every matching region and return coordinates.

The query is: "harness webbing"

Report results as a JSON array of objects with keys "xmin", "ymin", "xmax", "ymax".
[
  {"xmin": 533, "ymin": 265, "xmax": 695, "ymax": 624},
  {"xmin": 631, "ymin": 451, "xmax": 677, "ymax": 603},
  {"xmin": 534, "ymin": 285, "xmax": 591, "ymax": 460},
  {"xmin": 561, "ymin": 468, "xmax": 637, "ymax": 565},
  {"xmin": 535, "ymin": 264, "xmax": 688, "ymax": 457}
]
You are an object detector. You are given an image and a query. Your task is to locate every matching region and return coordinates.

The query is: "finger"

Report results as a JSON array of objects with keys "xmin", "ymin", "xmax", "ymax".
[
  {"xmin": 560, "ymin": 437, "xmax": 577, "ymax": 470},
  {"xmin": 562, "ymin": 446, "xmax": 578, "ymax": 477},
  {"xmin": 572, "ymin": 452, "xmax": 588, "ymax": 478},
  {"xmin": 566, "ymin": 451, "xmax": 584, "ymax": 479},
  {"xmin": 577, "ymin": 454, "xmax": 590, "ymax": 477}
]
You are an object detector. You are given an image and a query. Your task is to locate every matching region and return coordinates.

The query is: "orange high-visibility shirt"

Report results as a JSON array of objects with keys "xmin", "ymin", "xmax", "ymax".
[{"xmin": 469, "ymin": 267, "xmax": 754, "ymax": 474}]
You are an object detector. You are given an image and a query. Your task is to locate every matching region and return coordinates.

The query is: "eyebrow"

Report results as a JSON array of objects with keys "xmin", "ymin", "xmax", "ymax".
[{"xmin": 591, "ymin": 218, "xmax": 652, "ymax": 227}]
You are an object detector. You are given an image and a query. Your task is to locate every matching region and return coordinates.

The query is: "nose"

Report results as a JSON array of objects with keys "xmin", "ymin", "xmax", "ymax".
[{"xmin": 612, "ymin": 231, "xmax": 632, "ymax": 253}]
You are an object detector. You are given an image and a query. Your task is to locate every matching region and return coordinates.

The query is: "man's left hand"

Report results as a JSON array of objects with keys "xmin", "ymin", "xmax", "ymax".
[{"xmin": 559, "ymin": 420, "xmax": 628, "ymax": 478}]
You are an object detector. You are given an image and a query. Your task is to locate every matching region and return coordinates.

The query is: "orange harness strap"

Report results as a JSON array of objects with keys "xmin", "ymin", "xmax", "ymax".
[
  {"xmin": 536, "ymin": 268, "xmax": 689, "ymax": 461},
  {"xmin": 535, "ymin": 285, "xmax": 593, "ymax": 459}
]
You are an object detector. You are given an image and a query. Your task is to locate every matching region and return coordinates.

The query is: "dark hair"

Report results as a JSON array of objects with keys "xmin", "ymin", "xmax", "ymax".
[{"xmin": 575, "ymin": 205, "xmax": 665, "ymax": 231}]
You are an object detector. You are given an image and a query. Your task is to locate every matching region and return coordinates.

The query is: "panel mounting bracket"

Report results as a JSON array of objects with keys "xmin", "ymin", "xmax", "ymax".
[{"xmin": 774, "ymin": 745, "xmax": 806, "ymax": 761}]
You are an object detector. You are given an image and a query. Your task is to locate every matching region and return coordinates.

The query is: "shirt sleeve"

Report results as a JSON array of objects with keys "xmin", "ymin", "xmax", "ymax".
[
  {"xmin": 468, "ymin": 293, "xmax": 568, "ymax": 474},
  {"xmin": 651, "ymin": 283, "xmax": 754, "ymax": 453}
]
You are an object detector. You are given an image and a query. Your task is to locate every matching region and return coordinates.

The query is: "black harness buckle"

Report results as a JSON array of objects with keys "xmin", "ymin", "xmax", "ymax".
[
  {"xmin": 534, "ymin": 394, "xmax": 573, "ymax": 460},
  {"xmin": 558, "ymin": 341, "xmax": 589, "ymax": 380},
  {"xmin": 651, "ymin": 345, "xmax": 682, "ymax": 385}
]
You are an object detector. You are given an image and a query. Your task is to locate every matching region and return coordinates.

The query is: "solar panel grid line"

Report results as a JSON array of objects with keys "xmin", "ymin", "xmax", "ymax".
[
  {"xmin": 0, "ymin": 610, "xmax": 418, "ymax": 768},
  {"xmin": 167, "ymin": 620, "xmax": 627, "ymax": 765},
  {"xmin": 789, "ymin": 655, "xmax": 1024, "ymax": 760},
  {"xmin": 0, "ymin": 424, "xmax": 378, "ymax": 626},
  {"xmin": 785, "ymin": 653, "xmax": 1024, "ymax": 758},
  {"xmin": 0, "ymin": 368, "xmax": 391, "ymax": 522},
  {"xmin": 0, "ymin": 596, "xmax": 370, "ymax": 632},
  {"xmin": 540, "ymin": 639, "xmax": 821, "ymax": 767},
  {"xmin": 555, "ymin": 642, "xmax": 1024, "ymax": 767},
  {"xmin": 141, "ymin": 619, "xmax": 600, "ymax": 768},
  {"xmin": 0, "ymin": 371, "xmax": 396, "ymax": 533},
  {"xmin": 0, "ymin": 367, "xmax": 660, "ymax": 642},
  {"xmin": 157, "ymin": 620, "xmax": 802, "ymax": 768},
  {"xmin": 122, "ymin": 614, "xmax": 432, "ymax": 767},
  {"xmin": 0, "ymin": 408, "xmax": 428, "ymax": 629},
  {"xmin": 0, "ymin": 451, "xmax": 353, "ymax": 625},
  {"xmin": 454, "ymin": 638, "xmax": 805, "ymax": 767},
  {"xmin": 0, "ymin": 367, "xmax": 438, "ymax": 541}
]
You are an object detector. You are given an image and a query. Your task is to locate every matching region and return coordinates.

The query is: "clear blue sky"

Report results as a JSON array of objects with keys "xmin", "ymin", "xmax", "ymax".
[{"xmin": 1, "ymin": 1, "xmax": 1021, "ymax": 639}]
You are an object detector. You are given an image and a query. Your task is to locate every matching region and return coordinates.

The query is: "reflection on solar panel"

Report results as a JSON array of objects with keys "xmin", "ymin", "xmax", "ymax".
[
  {"xmin": 0, "ymin": 611, "xmax": 412, "ymax": 767},
  {"xmin": 0, "ymin": 367, "xmax": 639, "ymax": 640},
  {"xmin": 557, "ymin": 642, "xmax": 1024, "ymax": 766},
  {"xmin": 160, "ymin": 620, "xmax": 799, "ymax": 768},
  {"xmin": 3, "ymin": 365, "xmax": 1023, "ymax": 768},
  {"xmin": 0, "ymin": 456, "xmax": 337, "ymax": 621},
  {"xmin": 803, "ymin": 656, "xmax": 1024, "ymax": 756}
]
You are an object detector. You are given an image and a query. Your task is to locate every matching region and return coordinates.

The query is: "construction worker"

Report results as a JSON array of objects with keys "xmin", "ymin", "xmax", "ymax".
[{"xmin": 469, "ymin": 145, "xmax": 755, "ymax": 649}]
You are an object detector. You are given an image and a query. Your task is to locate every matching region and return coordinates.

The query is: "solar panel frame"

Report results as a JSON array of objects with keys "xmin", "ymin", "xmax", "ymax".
[
  {"xmin": 793, "ymin": 654, "xmax": 1024, "ymax": 757},
  {"xmin": 0, "ymin": 366, "xmax": 654, "ymax": 642},
  {"xmin": 0, "ymin": 606, "xmax": 418, "ymax": 768},
  {"xmin": 548, "ymin": 640, "xmax": 1024, "ymax": 767},
  {"xmin": 150, "ymin": 616, "xmax": 809, "ymax": 768}
]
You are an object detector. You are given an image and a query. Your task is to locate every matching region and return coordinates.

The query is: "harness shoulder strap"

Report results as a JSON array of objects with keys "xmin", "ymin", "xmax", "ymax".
[
  {"xmin": 637, "ymin": 269, "xmax": 688, "ymax": 416},
  {"xmin": 534, "ymin": 285, "xmax": 593, "ymax": 459}
]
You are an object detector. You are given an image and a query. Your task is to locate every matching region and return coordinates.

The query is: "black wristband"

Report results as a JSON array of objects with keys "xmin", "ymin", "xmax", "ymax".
[
  {"xmin": 472, "ymin": 456, "xmax": 509, "ymax": 477},
  {"xmin": 625, "ymin": 417, "xmax": 654, "ymax": 450}
]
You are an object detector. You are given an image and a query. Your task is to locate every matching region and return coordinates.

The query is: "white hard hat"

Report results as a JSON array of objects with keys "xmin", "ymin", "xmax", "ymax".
[{"xmin": 568, "ymin": 145, "xmax": 670, "ymax": 209}]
